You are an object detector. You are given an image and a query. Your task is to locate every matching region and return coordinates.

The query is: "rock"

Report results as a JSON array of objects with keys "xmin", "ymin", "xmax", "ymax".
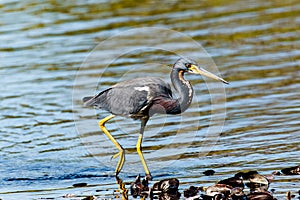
[
  {"xmin": 218, "ymin": 176, "xmax": 244, "ymax": 188},
  {"xmin": 72, "ymin": 182, "xmax": 88, "ymax": 187},
  {"xmin": 235, "ymin": 171, "xmax": 259, "ymax": 180},
  {"xmin": 203, "ymin": 170, "xmax": 216, "ymax": 176},
  {"xmin": 246, "ymin": 173, "xmax": 269, "ymax": 190},
  {"xmin": 247, "ymin": 191, "xmax": 276, "ymax": 200},
  {"xmin": 230, "ymin": 187, "xmax": 246, "ymax": 200},
  {"xmin": 205, "ymin": 184, "xmax": 232, "ymax": 197},
  {"xmin": 130, "ymin": 174, "xmax": 149, "ymax": 198},
  {"xmin": 281, "ymin": 165, "xmax": 300, "ymax": 175},
  {"xmin": 153, "ymin": 178, "xmax": 179, "ymax": 193},
  {"xmin": 158, "ymin": 192, "xmax": 181, "ymax": 200},
  {"xmin": 184, "ymin": 186, "xmax": 200, "ymax": 198}
]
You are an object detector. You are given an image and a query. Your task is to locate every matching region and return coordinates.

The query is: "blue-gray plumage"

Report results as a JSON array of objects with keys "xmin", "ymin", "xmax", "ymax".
[
  {"xmin": 83, "ymin": 58, "xmax": 228, "ymax": 179},
  {"xmin": 83, "ymin": 77, "xmax": 173, "ymax": 119}
]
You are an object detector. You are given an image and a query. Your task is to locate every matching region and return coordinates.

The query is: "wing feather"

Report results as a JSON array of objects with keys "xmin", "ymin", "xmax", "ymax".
[{"xmin": 83, "ymin": 77, "xmax": 173, "ymax": 118}]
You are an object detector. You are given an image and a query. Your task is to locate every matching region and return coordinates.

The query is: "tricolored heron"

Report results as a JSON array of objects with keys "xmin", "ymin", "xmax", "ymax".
[{"xmin": 83, "ymin": 58, "xmax": 228, "ymax": 180}]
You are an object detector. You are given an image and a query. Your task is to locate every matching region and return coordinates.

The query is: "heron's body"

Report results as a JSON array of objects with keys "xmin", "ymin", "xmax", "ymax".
[
  {"xmin": 83, "ymin": 58, "xmax": 228, "ymax": 180},
  {"xmin": 83, "ymin": 77, "xmax": 174, "ymax": 119}
]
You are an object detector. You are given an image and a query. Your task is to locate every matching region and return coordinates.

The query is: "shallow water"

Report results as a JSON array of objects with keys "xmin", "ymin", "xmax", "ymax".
[{"xmin": 0, "ymin": 0, "xmax": 299, "ymax": 199}]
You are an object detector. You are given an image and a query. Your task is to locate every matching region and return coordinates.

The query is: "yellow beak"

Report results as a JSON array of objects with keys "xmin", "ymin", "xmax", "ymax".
[{"xmin": 190, "ymin": 64, "xmax": 228, "ymax": 84}]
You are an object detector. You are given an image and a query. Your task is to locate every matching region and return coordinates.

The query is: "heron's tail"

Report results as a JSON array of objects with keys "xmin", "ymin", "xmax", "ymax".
[
  {"xmin": 82, "ymin": 96, "xmax": 95, "ymax": 106},
  {"xmin": 82, "ymin": 88, "xmax": 111, "ymax": 107}
]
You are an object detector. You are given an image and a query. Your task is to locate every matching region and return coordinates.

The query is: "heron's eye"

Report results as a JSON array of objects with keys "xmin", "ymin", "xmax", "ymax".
[{"xmin": 185, "ymin": 63, "xmax": 191, "ymax": 69}]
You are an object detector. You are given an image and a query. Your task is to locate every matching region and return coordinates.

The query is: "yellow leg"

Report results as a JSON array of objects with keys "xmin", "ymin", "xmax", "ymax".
[
  {"xmin": 136, "ymin": 117, "xmax": 152, "ymax": 180},
  {"xmin": 98, "ymin": 115, "xmax": 125, "ymax": 176}
]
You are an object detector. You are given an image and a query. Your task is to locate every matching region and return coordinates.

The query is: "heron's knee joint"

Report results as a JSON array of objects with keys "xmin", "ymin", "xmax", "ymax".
[{"xmin": 98, "ymin": 121, "xmax": 105, "ymax": 127}]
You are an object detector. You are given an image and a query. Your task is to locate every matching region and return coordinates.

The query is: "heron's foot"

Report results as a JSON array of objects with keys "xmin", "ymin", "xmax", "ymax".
[
  {"xmin": 111, "ymin": 149, "xmax": 125, "ymax": 176},
  {"xmin": 145, "ymin": 173, "xmax": 152, "ymax": 181}
]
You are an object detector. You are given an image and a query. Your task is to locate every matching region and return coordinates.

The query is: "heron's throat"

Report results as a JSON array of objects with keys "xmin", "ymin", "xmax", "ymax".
[{"xmin": 170, "ymin": 69, "xmax": 194, "ymax": 114}]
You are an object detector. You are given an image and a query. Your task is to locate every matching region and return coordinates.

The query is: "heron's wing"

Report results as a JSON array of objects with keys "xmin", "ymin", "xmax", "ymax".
[
  {"xmin": 83, "ymin": 77, "xmax": 173, "ymax": 117},
  {"xmin": 107, "ymin": 79, "xmax": 173, "ymax": 116},
  {"xmin": 113, "ymin": 77, "xmax": 170, "ymax": 88}
]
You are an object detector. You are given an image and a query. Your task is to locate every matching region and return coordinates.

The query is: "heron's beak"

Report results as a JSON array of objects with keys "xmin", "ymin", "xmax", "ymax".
[{"xmin": 190, "ymin": 64, "xmax": 229, "ymax": 84}]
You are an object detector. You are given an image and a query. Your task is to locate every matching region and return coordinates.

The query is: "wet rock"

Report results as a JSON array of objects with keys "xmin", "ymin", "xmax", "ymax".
[
  {"xmin": 213, "ymin": 193, "xmax": 226, "ymax": 200},
  {"xmin": 205, "ymin": 184, "xmax": 232, "ymax": 197},
  {"xmin": 235, "ymin": 171, "xmax": 259, "ymax": 180},
  {"xmin": 203, "ymin": 184, "xmax": 246, "ymax": 199},
  {"xmin": 158, "ymin": 192, "xmax": 181, "ymax": 200},
  {"xmin": 151, "ymin": 178, "xmax": 180, "ymax": 200},
  {"xmin": 218, "ymin": 176, "xmax": 244, "ymax": 188},
  {"xmin": 152, "ymin": 178, "xmax": 179, "ymax": 193},
  {"xmin": 233, "ymin": 171, "xmax": 270, "ymax": 192},
  {"xmin": 246, "ymin": 173, "xmax": 269, "ymax": 190},
  {"xmin": 231, "ymin": 187, "xmax": 246, "ymax": 200},
  {"xmin": 130, "ymin": 174, "xmax": 149, "ymax": 198},
  {"xmin": 184, "ymin": 186, "xmax": 200, "ymax": 198},
  {"xmin": 72, "ymin": 182, "xmax": 88, "ymax": 187},
  {"xmin": 246, "ymin": 190, "xmax": 276, "ymax": 200},
  {"xmin": 126, "ymin": 169, "xmax": 296, "ymax": 199},
  {"xmin": 203, "ymin": 170, "xmax": 216, "ymax": 176},
  {"xmin": 281, "ymin": 165, "xmax": 300, "ymax": 175},
  {"xmin": 249, "ymin": 173, "xmax": 269, "ymax": 185}
]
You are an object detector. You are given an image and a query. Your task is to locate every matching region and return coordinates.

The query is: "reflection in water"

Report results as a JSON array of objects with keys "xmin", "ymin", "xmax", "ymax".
[
  {"xmin": 116, "ymin": 176, "xmax": 129, "ymax": 200},
  {"xmin": 0, "ymin": 0, "xmax": 299, "ymax": 199}
]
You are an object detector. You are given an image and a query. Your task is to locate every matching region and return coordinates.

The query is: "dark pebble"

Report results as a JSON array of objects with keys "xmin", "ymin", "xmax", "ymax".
[
  {"xmin": 270, "ymin": 188, "xmax": 275, "ymax": 193},
  {"xmin": 247, "ymin": 191, "xmax": 275, "ymax": 200},
  {"xmin": 205, "ymin": 184, "xmax": 232, "ymax": 197},
  {"xmin": 153, "ymin": 178, "xmax": 179, "ymax": 193},
  {"xmin": 281, "ymin": 165, "xmax": 300, "ymax": 175},
  {"xmin": 184, "ymin": 186, "xmax": 200, "ymax": 198},
  {"xmin": 130, "ymin": 174, "xmax": 149, "ymax": 198},
  {"xmin": 159, "ymin": 192, "xmax": 181, "ymax": 200},
  {"xmin": 218, "ymin": 176, "xmax": 244, "ymax": 188},
  {"xmin": 247, "ymin": 174, "xmax": 269, "ymax": 190},
  {"xmin": 72, "ymin": 182, "xmax": 87, "ymax": 187},
  {"xmin": 203, "ymin": 169, "xmax": 215, "ymax": 176},
  {"xmin": 235, "ymin": 171, "xmax": 258, "ymax": 179}
]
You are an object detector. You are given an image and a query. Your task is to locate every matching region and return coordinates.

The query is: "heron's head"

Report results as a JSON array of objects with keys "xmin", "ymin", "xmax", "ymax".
[{"xmin": 174, "ymin": 58, "xmax": 228, "ymax": 84}]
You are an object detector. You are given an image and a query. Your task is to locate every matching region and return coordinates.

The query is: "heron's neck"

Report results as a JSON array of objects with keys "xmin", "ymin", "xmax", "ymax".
[{"xmin": 169, "ymin": 69, "xmax": 193, "ymax": 114}]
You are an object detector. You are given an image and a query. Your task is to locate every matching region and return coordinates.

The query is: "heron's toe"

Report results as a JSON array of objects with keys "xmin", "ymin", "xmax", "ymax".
[
  {"xmin": 111, "ymin": 152, "xmax": 120, "ymax": 160},
  {"xmin": 146, "ymin": 173, "xmax": 152, "ymax": 181},
  {"xmin": 113, "ymin": 150, "xmax": 125, "ymax": 175}
]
